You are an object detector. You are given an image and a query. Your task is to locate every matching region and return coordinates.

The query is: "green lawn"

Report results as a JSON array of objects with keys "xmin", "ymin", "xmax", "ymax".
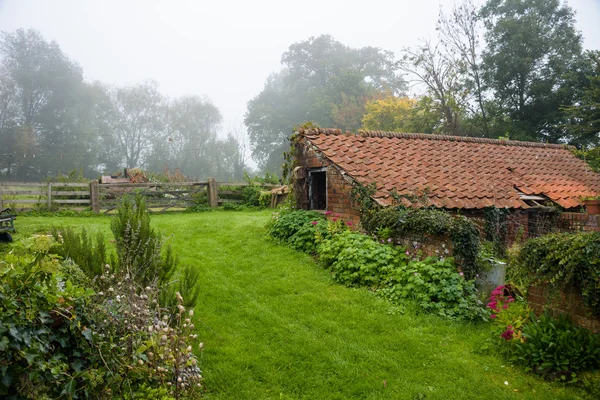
[{"xmin": 15, "ymin": 211, "xmax": 589, "ymax": 399}]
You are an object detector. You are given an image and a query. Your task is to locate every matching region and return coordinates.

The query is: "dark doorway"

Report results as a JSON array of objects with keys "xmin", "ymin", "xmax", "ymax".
[{"xmin": 309, "ymin": 169, "xmax": 327, "ymax": 210}]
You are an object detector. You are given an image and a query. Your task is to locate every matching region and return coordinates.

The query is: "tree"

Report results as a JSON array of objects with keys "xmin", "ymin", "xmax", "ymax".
[
  {"xmin": 361, "ymin": 96, "xmax": 438, "ymax": 133},
  {"xmin": 480, "ymin": 0, "xmax": 582, "ymax": 142},
  {"xmin": 245, "ymin": 35, "xmax": 405, "ymax": 173},
  {"xmin": 105, "ymin": 81, "xmax": 167, "ymax": 169},
  {"xmin": 0, "ymin": 28, "xmax": 96, "ymax": 179},
  {"xmin": 563, "ymin": 51, "xmax": 600, "ymax": 148},
  {"xmin": 437, "ymin": 0, "xmax": 490, "ymax": 136},
  {"xmin": 399, "ymin": 40, "xmax": 468, "ymax": 135}
]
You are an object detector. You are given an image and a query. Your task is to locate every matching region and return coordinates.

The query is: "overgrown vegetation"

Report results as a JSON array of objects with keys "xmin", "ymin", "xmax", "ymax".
[
  {"xmin": 508, "ymin": 231, "xmax": 600, "ymax": 315},
  {"xmin": 1, "ymin": 196, "xmax": 203, "ymax": 398},
  {"xmin": 352, "ymin": 184, "xmax": 482, "ymax": 279}
]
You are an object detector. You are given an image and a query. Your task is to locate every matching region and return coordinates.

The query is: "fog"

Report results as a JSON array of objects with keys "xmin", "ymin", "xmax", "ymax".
[{"xmin": 1, "ymin": 0, "xmax": 599, "ymax": 178}]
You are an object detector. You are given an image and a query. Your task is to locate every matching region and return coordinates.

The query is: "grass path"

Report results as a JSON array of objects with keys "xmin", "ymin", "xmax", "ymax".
[{"xmin": 17, "ymin": 211, "xmax": 587, "ymax": 399}]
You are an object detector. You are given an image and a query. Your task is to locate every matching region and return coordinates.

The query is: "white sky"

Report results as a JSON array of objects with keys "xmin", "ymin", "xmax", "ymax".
[{"xmin": 1, "ymin": 0, "xmax": 599, "ymax": 136}]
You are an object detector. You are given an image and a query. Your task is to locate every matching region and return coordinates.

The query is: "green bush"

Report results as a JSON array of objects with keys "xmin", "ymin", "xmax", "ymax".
[
  {"xmin": 510, "ymin": 232, "xmax": 600, "ymax": 315},
  {"xmin": 242, "ymin": 185, "xmax": 262, "ymax": 206},
  {"xmin": 110, "ymin": 195, "xmax": 177, "ymax": 288},
  {"xmin": 317, "ymin": 231, "xmax": 402, "ymax": 287},
  {"xmin": 381, "ymin": 257, "xmax": 487, "ymax": 321},
  {"xmin": 514, "ymin": 312, "xmax": 600, "ymax": 380},
  {"xmin": 50, "ymin": 226, "xmax": 113, "ymax": 279},
  {"xmin": 269, "ymin": 210, "xmax": 325, "ymax": 243}
]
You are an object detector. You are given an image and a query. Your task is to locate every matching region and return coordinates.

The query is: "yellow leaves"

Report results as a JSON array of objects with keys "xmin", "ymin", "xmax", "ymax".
[{"xmin": 362, "ymin": 96, "xmax": 419, "ymax": 132}]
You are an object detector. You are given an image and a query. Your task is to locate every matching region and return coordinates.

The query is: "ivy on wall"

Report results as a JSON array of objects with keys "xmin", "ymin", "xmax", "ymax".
[
  {"xmin": 509, "ymin": 231, "xmax": 600, "ymax": 316},
  {"xmin": 351, "ymin": 183, "xmax": 482, "ymax": 278}
]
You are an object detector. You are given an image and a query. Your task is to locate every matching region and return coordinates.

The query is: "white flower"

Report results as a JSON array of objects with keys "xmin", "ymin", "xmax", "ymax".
[{"xmin": 189, "ymin": 310, "xmax": 194, "ymax": 317}]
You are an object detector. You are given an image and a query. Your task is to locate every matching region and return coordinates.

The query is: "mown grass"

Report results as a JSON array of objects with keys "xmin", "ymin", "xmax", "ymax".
[{"xmin": 15, "ymin": 211, "xmax": 589, "ymax": 399}]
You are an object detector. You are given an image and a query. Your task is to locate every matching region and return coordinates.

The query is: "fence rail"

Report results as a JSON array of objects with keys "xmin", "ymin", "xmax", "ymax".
[{"xmin": 0, "ymin": 180, "xmax": 279, "ymax": 213}]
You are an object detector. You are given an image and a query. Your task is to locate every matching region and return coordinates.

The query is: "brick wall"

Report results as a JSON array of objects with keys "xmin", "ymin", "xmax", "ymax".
[
  {"xmin": 558, "ymin": 213, "xmax": 600, "ymax": 233},
  {"xmin": 528, "ymin": 283, "xmax": 600, "ymax": 333},
  {"xmin": 294, "ymin": 140, "xmax": 361, "ymax": 226}
]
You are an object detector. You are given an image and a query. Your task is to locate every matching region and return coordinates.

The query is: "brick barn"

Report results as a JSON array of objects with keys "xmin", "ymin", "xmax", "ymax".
[{"xmin": 291, "ymin": 128, "xmax": 600, "ymax": 237}]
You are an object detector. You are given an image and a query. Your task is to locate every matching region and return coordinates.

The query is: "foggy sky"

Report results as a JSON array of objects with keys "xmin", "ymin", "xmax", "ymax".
[{"xmin": 1, "ymin": 0, "xmax": 599, "ymax": 136}]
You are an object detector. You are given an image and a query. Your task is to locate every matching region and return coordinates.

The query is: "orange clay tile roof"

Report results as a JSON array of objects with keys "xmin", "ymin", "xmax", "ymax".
[{"xmin": 297, "ymin": 128, "xmax": 600, "ymax": 210}]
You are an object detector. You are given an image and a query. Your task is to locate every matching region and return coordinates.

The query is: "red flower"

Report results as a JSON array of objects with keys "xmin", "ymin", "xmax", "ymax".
[
  {"xmin": 324, "ymin": 211, "xmax": 333, "ymax": 215},
  {"xmin": 311, "ymin": 221, "xmax": 318, "ymax": 225},
  {"xmin": 346, "ymin": 221, "xmax": 353, "ymax": 226},
  {"xmin": 490, "ymin": 314, "xmax": 497, "ymax": 319},
  {"xmin": 332, "ymin": 218, "xmax": 338, "ymax": 222}
]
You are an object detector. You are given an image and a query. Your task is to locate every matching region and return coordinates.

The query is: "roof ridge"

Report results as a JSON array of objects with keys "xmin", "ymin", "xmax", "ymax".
[{"xmin": 296, "ymin": 127, "xmax": 574, "ymax": 150}]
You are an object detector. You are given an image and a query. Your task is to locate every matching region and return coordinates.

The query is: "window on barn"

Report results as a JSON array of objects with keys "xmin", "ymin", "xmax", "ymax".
[{"xmin": 308, "ymin": 168, "xmax": 327, "ymax": 210}]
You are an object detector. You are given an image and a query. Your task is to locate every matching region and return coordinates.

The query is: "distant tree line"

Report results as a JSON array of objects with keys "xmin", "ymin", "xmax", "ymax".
[
  {"xmin": 246, "ymin": 0, "xmax": 600, "ymax": 174},
  {"xmin": 0, "ymin": 29, "xmax": 246, "ymax": 181}
]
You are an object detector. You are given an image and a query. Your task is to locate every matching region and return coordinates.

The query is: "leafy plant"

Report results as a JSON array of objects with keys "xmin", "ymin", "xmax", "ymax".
[
  {"xmin": 381, "ymin": 257, "xmax": 487, "ymax": 321},
  {"xmin": 510, "ymin": 232, "xmax": 600, "ymax": 315},
  {"xmin": 317, "ymin": 231, "xmax": 402, "ymax": 287},
  {"xmin": 269, "ymin": 210, "xmax": 325, "ymax": 243},
  {"xmin": 361, "ymin": 206, "xmax": 481, "ymax": 279},
  {"xmin": 514, "ymin": 312, "xmax": 600, "ymax": 381}
]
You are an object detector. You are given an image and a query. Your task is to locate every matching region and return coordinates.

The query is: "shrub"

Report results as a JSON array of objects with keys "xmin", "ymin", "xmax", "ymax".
[
  {"xmin": 242, "ymin": 185, "xmax": 262, "ymax": 206},
  {"xmin": 381, "ymin": 257, "xmax": 487, "ymax": 321},
  {"xmin": 269, "ymin": 210, "xmax": 325, "ymax": 243},
  {"xmin": 514, "ymin": 312, "xmax": 600, "ymax": 381},
  {"xmin": 317, "ymin": 231, "xmax": 402, "ymax": 287},
  {"xmin": 50, "ymin": 226, "xmax": 113, "ymax": 279},
  {"xmin": 0, "ymin": 237, "xmax": 204, "ymax": 399},
  {"xmin": 110, "ymin": 195, "xmax": 177, "ymax": 288}
]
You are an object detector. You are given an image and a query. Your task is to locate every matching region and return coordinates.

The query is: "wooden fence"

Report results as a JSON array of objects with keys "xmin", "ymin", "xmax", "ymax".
[
  {"xmin": 0, "ymin": 182, "xmax": 90, "ymax": 212},
  {"xmin": 0, "ymin": 180, "xmax": 278, "ymax": 213}
]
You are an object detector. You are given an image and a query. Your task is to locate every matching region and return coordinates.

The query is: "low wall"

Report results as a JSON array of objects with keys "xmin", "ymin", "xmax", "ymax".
[{"xmin": 527, "ymin": 283, "xmax": 600, "ymax": 333}]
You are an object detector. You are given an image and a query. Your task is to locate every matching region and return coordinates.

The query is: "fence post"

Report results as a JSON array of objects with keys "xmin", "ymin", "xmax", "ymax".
[
  {"xmin": 47, "ymin": 182, "xmax": 52, "ymax": 210},
  {"xmin": 90, "ymin": 180, "xmax": 100, "ymax": 213},
  {"xmin": 207, "ymin": 178, "xmax": 218, "ymax": 207},
  {"xmin": 0, "ymin": 182, "xmax": 3, "ymax": 210}
]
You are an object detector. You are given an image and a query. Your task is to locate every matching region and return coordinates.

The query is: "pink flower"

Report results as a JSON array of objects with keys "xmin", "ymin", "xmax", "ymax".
[
  {"xmin": 501, "ymin": 327, "xmax": 515, "ymax": 340},
  {"xmin": 332, "ymin": 217, "xmax": 338, "ymax": 222},
  {"xmin": 325, "ymin": 211, "xmax": 333, "ymax": 215},
  {"xmin": 346, "ymin": 221, "xmax": 353, "ymax": 226},
  {"xmin": 503, "ymin": 304, "xmax": 509, "ymax": 309},
  {"xmin": 387, "ymin": 238, "xmax": 392, "ymax": 242},
  {"xmin": 311, "ymin": 221, "xmax": 318, "ymax": 225},
  {"xmin": 405, "ymin": 251, "xmax": 410, "ymax": 255},
  {"xmin": 490, "ymin": 314, "xmax": 497, "ymax": 319},
  {"xmin": 459, "ymin": 271, "xmax": 464, "ymax": 276},
  {"xmin": 335, "ymin": 214, "xmax": 340, "ymax": 218}
]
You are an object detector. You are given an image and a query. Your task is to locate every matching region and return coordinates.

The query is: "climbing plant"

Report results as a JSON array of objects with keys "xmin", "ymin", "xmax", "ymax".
[{"xmin": 352, "ymin": 182, "xmax": 482, "ymax": 279}]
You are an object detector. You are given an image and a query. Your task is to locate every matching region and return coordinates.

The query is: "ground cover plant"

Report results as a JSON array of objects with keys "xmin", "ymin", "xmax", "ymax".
[{"xmin": 9, "ymin": 210, "xmax": 594, "ymax": 399}]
